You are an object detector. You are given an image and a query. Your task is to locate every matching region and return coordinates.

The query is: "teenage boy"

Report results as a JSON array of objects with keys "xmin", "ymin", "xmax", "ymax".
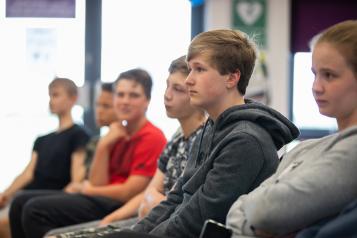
[
  {"xmin": 0, "ymin": 77, "xmax": 90, "ymax": 237},
  {"xmin": 9, "ymin": 69, "xmax": 167, "ymax": 238},
  {"xmin": 97, "ymin": 29, "xmax": 299, "ymax": 238},
  {"xmin": 45, "ymin": 55, "xmax": 207, "ymax": 238},
  {"xmin": 65, "ymin": 82, "xmax": 118, "ymax": 193}
]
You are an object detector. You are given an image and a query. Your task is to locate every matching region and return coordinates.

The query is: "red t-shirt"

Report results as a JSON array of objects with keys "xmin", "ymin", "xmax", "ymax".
[{"xmin": 109, "ymin": 120, "xmax": 167, "ymax": 184}]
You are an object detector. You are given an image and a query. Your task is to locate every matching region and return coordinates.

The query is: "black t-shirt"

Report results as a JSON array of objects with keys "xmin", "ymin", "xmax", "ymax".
[{"xmin": 25, "ymin": 124, "xmax": 90, "ymax": 190}]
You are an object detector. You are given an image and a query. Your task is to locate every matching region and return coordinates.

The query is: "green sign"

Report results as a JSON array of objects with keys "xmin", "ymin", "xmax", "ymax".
[{"xmin": 232, "ymin": 0, "xmax": 267, "ymax": 48}]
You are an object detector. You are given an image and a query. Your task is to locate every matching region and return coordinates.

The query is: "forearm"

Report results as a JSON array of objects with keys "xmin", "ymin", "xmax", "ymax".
[
  {"xmin": 242, "ymin": 151, "xmax": 357, "ymax": 235},
  {"xmin": 71, "ymin": 168, "xmax": 85, "ymax": 183},
  {"xmin": 133, "ymin": 179, "xmax": 184, "ymax": 233},
  {"xmin": 139, "ymin": 192, "xmax": 166, "ymax": 219},
  {"xmin": 5, "ymin": 152, "xmax": 37, "ymax": 198},
  {"xmin": 133, "ymin": 198, "xmax": 179, "ymax": 233},
  {"xmin": 89, "ymin": 142, "xmax": 110, "ymax": 185},
  {"xmin": 105, "ymin": 192, "xmax": 144, "ymax": 221},
  {"xmin": 85, "ymin": 176, "xmax": 150, "ymax": 203},
  {"xmin": 4, "ymin": 173, "xmax": 33, "ymax": 198},
  {"xmin": 90, "ymin": 122, "xmax": 128, "ymax": 186},
  {"xmin": 226, "ymin": 195, "xmax": 255, "ymax": 237},
  {"xmin": 84, "ymin": 184, "xmax": 132, "ymax": 202},
  {"xmin": 71, "ymin": 151, "xmax": 86, "ymax": 183}
]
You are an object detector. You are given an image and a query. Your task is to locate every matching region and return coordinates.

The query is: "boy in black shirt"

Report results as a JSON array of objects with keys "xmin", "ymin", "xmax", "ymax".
[{"xmin": 0, "ymin": 78, "xmax": 89, "ymax": 237}]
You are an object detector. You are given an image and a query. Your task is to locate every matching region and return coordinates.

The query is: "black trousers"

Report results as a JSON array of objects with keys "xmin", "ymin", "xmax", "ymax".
[{"xmin": 9, "ymin": 190, "xmax": 121, "ymax": 238}]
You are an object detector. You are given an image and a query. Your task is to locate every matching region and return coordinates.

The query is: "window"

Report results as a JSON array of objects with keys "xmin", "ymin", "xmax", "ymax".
[
  {"xmin": 292, "ymin": 53, "xmax": 337, "ymax": 138},
  {"xmin": 290, "ymin": 0, "xmax": 356, "ymax": 138},
  {"xmin": 101, "ymin": 0, "xmax": 192, "ymax": 139},
  {"xmin": 0, "ymin": 0, "xmax": 85, "ymax": 191}
]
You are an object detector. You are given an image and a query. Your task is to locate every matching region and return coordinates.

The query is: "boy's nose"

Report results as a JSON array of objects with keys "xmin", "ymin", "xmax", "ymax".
[
  {"xmin": 312, "ymin": 77, "xmax": 324, "ymax": 95},
  {"xmin": 164, "ymin": 89, "xmax": 172, "ymax": 101},
  {"xmin": 185, "ymin": 74, "xmax": 194, "ymax": 86}
]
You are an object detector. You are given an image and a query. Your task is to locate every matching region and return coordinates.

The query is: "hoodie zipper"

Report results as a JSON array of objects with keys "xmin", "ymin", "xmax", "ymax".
[{"xmin": 194, "ymin": 119, "xmax": 216, "ymax": 168}]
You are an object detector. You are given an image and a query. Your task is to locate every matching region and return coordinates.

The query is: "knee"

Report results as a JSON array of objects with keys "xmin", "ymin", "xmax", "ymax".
[
  {"xmin": 9, "ymin": 194, "xmax": 28, "ymax": 221},
  {"xmin": 22, "ymin": 199, "xmax": 43, "ymax": 224}
]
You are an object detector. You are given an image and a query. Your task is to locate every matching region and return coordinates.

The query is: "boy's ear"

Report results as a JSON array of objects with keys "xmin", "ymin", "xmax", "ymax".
[
  {"xmin": 70, "ymin": 94, "xmax": 78, "ymax": 105},
  {"xmin": 226, "ymin": 70, "xmax": 241, "ymax": 89},
  {"xmin": 144, "ymin": 99, "xmax": 150, "ymax": 112}
]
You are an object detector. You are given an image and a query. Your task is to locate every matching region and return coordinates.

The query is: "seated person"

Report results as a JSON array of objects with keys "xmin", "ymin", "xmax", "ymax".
[
  {"xmin": 45, "ymin": 55, "xmax": 206, "ymax": 237},
  {"xmin": 0, "ymin": 77, "xmax": 90, "ymax": 237},
  {"xmin": 9, "ymin": 69, "xmax": 167, "ymax": 238},
  {"xmin": 226, "ymin": 20, "xmax": 357, "ymax": 238},
  {"xmin": 94, "ymin": 29, "xmax": 299, "ymax": 238},
  {"xmin": 65, "ymin": 82, "xmax": 118, "ymax": 193}
]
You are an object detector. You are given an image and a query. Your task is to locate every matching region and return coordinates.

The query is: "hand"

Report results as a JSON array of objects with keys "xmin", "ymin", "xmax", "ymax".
[
  {"xmin": 101, "ymin": 121, "xmax": 129, "ymax": 146},
  {"xmin": 64, "ymin": 182, "xmax": 84, "ymax": 194},
  {"xmin": 80, "ymin": 180, "xmax": 95, "ymax": 195},
  {"xmin": 100, "ymin": 213, "xmax": 117, "ymax": 226},
  {"xmin": 138, "ymin": 187, "xmax": 165, "ymax": 219}
]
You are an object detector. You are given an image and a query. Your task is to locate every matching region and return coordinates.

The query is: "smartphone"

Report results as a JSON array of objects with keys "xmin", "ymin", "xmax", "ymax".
[{"xmin": 199, "ymin": 219, "xmax": 232, "ymax": 238}]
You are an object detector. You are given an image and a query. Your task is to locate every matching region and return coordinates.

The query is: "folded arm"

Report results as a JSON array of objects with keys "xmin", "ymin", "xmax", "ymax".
[{"xmin": 230, "ymin": 137, "xmax": 357, "ymax": 236}]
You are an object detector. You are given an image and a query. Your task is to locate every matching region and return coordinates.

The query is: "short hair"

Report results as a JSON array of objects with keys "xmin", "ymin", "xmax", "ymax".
[
  {"xmin": 114, "ymin": 68, "xmax": 152, "ymax": 100},
  {"xmin": 314, "ymin": 20, "xmax": 357, "ymax": 76},
  {"xmin": 169, "ymin": 55, "xmax": 190, "ymax": 76},
  {"xmin": 101, "ymin": 82, "xmax": 114, "ymax": 93},
  {"xmin": 187, "ymin": 29, "xmax": 257, "ymax": 95},
  {"xmin": 49, "ymin": 77, "xmax": 78, "ymax": 97}
]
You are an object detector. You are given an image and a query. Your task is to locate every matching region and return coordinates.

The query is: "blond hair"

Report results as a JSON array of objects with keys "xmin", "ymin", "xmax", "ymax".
[
  {"xmin": 49, "ymin": 77, "xmax": 78, "ymax": 97},
  {"xmin": 169, "ymin": 55, "xmax": 190, "ymax": 76},
  {"xmin": 187, "ymin": 29, "xmax": 257, "ymax": 95},
  {"xmin": 315, "ymin": 20, "xmax": 357, "ymax": 76}
]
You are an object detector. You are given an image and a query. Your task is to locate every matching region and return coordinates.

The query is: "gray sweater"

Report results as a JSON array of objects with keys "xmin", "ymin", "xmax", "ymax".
[
  {"xmin": 226, "ymin": 126, "xmax": 357, "ymax": 238},
  {"xmin": 132, "ymin": 100, "xmax": 299, "ymax": 238}
]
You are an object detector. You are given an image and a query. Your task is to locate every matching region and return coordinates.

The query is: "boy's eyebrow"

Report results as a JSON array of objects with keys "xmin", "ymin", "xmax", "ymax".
[
  {"xmin": 189, "ymin": 62, "xmax": 199, "ymax": 67},
  {"xmin": 172, "ymin": 82, "xmax": 185, "ymax": 87}
]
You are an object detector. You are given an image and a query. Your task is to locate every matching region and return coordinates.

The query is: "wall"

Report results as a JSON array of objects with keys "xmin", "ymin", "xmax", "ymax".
[{"xmin": 204, "ymin": 0, "xmax": 291, "ymax": 116}]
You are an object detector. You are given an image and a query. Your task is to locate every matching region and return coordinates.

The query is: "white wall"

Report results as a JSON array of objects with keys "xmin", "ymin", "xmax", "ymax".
[{"xmin": 204, "ymin": 0, "xmax": 291, "ymax": 116}]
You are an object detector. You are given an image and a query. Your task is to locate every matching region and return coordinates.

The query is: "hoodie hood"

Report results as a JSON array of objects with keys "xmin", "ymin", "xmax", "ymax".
[{"xmin": 212, "ymin": 99, "xmax": 299, "ymax": 150}]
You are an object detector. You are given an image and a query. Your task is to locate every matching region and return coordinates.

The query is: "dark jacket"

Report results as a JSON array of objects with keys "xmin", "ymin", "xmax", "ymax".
[
  {"xmin": 133, "ymin": 99, "xmax": 299, "ymax": 238},
  {"xmin": 296, "ymin": 199, "xmax": 357, "ymax": 238}
]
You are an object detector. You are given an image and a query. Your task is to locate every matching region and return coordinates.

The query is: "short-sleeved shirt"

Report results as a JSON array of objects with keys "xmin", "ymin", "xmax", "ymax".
[
  {"xmin": 158, "ymin": 125, "xmax": 203, "ymax": 195},
  {"xmin": 109, "ymin": 120, "xmax": 167, "ymax": 184},
  {"xmin": 27, "ymin": 124, "xmax": 90, "ymax": 190}
]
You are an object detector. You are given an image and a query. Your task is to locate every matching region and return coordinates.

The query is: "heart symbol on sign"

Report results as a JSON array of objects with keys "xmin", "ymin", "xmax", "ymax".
[{"xmin": 236, "ymin": 1, "xmax": 263, "ymax": 26}]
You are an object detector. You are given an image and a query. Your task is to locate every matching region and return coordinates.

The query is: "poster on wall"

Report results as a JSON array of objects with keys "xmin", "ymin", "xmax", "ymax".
[
  {"xmin": 26, "ymin": 28, "xmax": 57, "ymax": 80},
  {"xmin": 232, "ymin": 0, "xmax": 269, "ymax": 105},
  {"xmin": 26, "ymin": 28, "xmax": 56, "ymax": 65}
]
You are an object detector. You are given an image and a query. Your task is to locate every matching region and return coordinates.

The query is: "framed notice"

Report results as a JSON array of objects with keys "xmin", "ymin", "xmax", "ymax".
[{"xmin": 232, "ymin": 0, "xmax": 267, "ymax": 48}]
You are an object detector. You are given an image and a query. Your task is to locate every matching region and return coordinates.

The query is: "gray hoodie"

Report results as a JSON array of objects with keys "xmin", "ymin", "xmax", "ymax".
[
  {"xmin": 226, "ymin": 126, "xmax": 357, "ymax": 238},
  {"xmin": 132, "ymin": 99, "xmax": 299, "ymax": 238}
]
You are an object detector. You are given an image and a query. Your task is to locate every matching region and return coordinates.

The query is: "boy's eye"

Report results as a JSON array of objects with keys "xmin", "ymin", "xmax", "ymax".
[
  {"xmin": 194, "ymin": 67, "xmax": 204, "ymax": 72},
  {"xmin": 97, "ymin": 103, "xmax": 111, "ymax": 109},
  {"xmin": 130, "ymin": 93, "xmax": 140, "ymax": 98},
  {"xmin": 174, "ymin": 86, "xmax": 185, "ymax": 93},
  {"xmin": 322, "ymin": 71, "xmax": 336, "ymax": 80}
]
